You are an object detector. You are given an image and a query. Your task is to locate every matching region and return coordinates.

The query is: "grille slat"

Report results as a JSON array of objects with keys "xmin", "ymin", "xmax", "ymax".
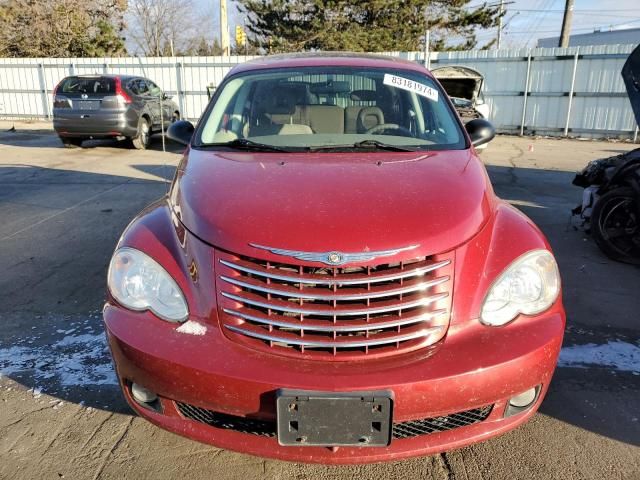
[
  {"xmin": 216, "ymin": 251, "xmax": 453, "ymax": 358},
  {"xmin": 226, "ymin": 323, "xmax": 444, "ymax": 348},
  {"xmin": 220, "ymin": 274, "xmax": 450, "ymax": 301},
  {"xmin": 222, "ymin": 290, "xmax": 449, "ymax": 317},
  {"xmin": 219, "ymin": 258, "xmax": 451, "ymax": 286},
  {"xmin": 222, "ymin": 307, "xmax": 447, "ymax": 332},
  {"xmin": 175, "ymin": 401, "xmax": 493, "ymax": 440}
]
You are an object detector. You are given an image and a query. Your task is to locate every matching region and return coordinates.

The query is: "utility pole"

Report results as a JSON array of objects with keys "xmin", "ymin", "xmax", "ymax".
[
  {"xmin": 497, "ymin": 0, "xmax": 504, "ymax": 49},
  {"xmin": 423, "ymin": 7, "xmax": 430, "ymax": 69},
  {"xmin": 559, "ymin": 0, "xmax": 574, "ymax": 47},
  {"xmin": 220, "ymin": 0, "xmax": 230, "ymax": 56},
  {"xmin": 424, "ymin": 29, "xmax": 431, "ymax": 69}
]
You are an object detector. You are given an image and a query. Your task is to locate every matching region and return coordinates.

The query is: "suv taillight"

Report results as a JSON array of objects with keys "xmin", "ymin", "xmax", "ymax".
[
  {"xmin": 52, "ymin": 80, "xmax": 62, "ymax": 99},
  {"xmin": 115, "ymin": 77, "xmax": 132, "ymax": 104}
]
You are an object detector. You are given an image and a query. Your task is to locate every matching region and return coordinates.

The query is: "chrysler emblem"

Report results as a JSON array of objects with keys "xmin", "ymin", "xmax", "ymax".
[
  {"xmin": 250, "ymin": 243, "xmax": 419, "ymax": 266},
  {"xmin": 326, "ymin": 252, "xmax": 343, "ymax": 265}
]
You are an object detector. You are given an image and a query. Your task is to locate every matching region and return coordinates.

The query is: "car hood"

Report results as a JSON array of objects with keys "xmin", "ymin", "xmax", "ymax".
[
  {"xmin": 170, "ymin": 148, "xmax": 495, "ymax": 260},
  {"xmin": 622, "ymin": 43, "xmax": 640, "ymax": 127},
  {"xmin": 432, "ymin": 66, "xmax": 484, "ymax": 101}
]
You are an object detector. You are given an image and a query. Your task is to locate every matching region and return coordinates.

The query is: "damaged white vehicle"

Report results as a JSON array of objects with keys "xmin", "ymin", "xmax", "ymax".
[{"xmin": 432, "ymin": 66, "xmax": 490, "ymax": 151}]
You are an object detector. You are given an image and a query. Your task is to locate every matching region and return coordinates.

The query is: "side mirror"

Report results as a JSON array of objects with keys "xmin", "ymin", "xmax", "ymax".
[
  {"xmin": 465, "ymin": 118, "xmax": 495, "ymax": 148},
  {"xmin": 162, "ymin": 92, "xmax": 172, "ymax": 100},
  {"xmin": 167, "ymin": 120, "xmax": 195, "ymax": 146}
]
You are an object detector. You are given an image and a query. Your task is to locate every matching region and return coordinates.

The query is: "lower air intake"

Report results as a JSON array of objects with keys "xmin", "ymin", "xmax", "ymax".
[{"xmin": 175, "ymin": 402, "xmax": 492, "ymax": 440}]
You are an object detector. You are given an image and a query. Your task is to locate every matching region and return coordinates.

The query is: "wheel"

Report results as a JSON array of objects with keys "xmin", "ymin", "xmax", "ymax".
[
  {"xmin": 131, "ymin": 117, "xmax": 151, "ymax": 150},
  {"xmin": 60, "ymin": 136, "xmax": 83, "ymax": 148},
  {"xmin": 591, "ymin": 187, "xmax": 640, "ymax": 264}
]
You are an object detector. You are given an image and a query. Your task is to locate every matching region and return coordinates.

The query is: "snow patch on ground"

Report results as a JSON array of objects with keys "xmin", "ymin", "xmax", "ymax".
[
  {"xmin": 559, "ymin": 340, "xmax": 640, "ymax": 374},
  {"xmin": 176, "ymin": 320, "xmax": 207, "ymax": 336},
  {"xmin": 0, "ymin": 330, "xmax": 117, "ymax": 387}
]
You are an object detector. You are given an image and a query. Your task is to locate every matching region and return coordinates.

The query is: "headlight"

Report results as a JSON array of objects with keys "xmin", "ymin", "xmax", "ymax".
[
  {"xmin": 108, "ymin": 247, "xmax": 188, "ymax": 322},
  {"xmin": 480, "ymin": 249, "xmax": 560, "ymax": 326}
]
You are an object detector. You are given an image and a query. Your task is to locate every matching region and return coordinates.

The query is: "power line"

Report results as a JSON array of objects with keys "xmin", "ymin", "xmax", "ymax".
[
  {"xmin": 514, "ymin": 8, "xmax": 640, "ymax": 12},
  {"xmin": 514, "ymin": 10, "xmax": 640, "ymax": 18},
  {"xmin": 524, "ymin": 0, "xmax": 557, "ymax": 46}
]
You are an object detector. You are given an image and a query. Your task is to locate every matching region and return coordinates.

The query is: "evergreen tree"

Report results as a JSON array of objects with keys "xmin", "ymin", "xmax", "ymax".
[
  {"xmin": 237, "ymin": 0, "xmax": 502, "ymax": 53},
  {"xmin": 0, "ymin": 0, "xmax": 127, "ymax": 57}
]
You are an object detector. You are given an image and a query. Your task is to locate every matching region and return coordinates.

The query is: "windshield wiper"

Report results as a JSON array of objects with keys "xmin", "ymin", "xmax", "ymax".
[
  {"xmin": 309, "ymin": 140, "xmax": 417, "ymax": 152},
  {"xmin": 201, "ymin": 138, "xmax": 292, "ymax": 152}
]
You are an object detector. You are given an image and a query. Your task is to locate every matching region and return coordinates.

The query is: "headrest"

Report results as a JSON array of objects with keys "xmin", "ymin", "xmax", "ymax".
[
  {"xmin": 357, "ymin": 107, "xmax": 385, "ymax": 132},
  {"xmin": 257, "ymin": 84, "xmax": 298, "ymax": 114}
]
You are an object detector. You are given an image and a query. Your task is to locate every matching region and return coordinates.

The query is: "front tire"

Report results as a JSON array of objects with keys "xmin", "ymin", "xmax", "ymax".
[
  {"xmin": 131, "ymin": 117, "xmax": 151, "ymax": 150},
  {"xmin": 591, "ymin": 187, "xmax": 640, "ymax": 264}
]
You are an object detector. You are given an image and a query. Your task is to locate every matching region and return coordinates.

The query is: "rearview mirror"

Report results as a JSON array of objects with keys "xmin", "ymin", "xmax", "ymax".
[
  {"xmin": 465, "ymin": 118, "xmax": 495, "ymax": 148},
  {"xmin": 167, "ymin": 120, "xmax": 195, "ymax": 146}
]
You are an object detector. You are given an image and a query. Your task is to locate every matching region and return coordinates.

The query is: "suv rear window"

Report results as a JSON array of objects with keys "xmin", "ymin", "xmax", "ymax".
[{"xmin": 59, "ymin": 77, "xmax": 116, "ymax": 95}]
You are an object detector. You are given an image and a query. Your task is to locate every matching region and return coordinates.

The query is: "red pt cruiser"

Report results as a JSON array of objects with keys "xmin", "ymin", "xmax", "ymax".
[{"xmin": 104, "ymin": 53, "xmax": 565, "ymax": 464}]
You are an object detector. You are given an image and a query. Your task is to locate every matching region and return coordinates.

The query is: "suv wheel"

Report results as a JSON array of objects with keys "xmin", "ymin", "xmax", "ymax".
[
  {"xmin": 60, "ymin": 136, "xmax": 84, "ymax": 148},
  {"xmin": 131, "ymin": 117, "xmax": 151, "ymax": 150}
]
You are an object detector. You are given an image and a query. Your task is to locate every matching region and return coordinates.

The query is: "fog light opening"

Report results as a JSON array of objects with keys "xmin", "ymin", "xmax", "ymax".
[
  {"xmin": 505, "ymin": 385, "xmax": 541, "ymax": 418},
  {"xmin": 509, "ymin": 388, "xmax": 537, "ymax": 408},
  {"xmin": 131, "ymin": 382, "xmax": 158, "ymax": 405}
]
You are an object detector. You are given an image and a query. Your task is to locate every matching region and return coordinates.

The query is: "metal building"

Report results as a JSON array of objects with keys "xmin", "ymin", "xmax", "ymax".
[{"xmin": 538, "ymin": 28, "xmax": 640, "ymax": 48}]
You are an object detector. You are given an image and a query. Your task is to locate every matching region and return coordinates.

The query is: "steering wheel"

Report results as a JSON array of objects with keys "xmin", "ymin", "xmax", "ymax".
[{"xmin": 365, "ymin": 123, "xmax": 414, "ymax": 137}]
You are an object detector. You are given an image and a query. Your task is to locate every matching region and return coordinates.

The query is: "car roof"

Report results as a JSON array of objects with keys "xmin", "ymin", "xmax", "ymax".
[
  {"xmin": 229, "ymin": 52, "xmax": 432, "ymax": 77},
  {"xmin": 66, "ymin": 74, "xmax": 139, "ymax": 81}
]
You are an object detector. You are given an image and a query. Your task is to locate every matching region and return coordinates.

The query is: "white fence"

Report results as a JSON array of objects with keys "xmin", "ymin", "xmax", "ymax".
[{"xmin": 0, "ymin": 45, "xmax": 638, "ymax": 140}]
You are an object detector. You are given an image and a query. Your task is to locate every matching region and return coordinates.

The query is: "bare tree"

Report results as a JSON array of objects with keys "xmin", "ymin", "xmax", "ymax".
[{"xmin": 127, "ymin": 0, "xmax": 200, "ymax": 56}]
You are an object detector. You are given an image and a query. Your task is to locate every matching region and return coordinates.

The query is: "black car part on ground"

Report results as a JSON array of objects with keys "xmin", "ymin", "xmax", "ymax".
[
  {"xmin": 571, "ymin": 43, "xmax": 640, "ymax": 264},
  {"xmin": 572, "ymin": 148, "xmax": 640, "ymax": 264}
]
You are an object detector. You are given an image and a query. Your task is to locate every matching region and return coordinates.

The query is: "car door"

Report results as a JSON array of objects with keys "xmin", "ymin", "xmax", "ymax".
[
  {"xmin": 146, "ymin": 79, "xmax": 173, "ymax": 125},
  {"xmin": 622, "ymin": 43, "xmax": 640, "ymax": 127},
  {"xmin": 134, "ymin": 79, "xmax": 162, "ymax": 127}
]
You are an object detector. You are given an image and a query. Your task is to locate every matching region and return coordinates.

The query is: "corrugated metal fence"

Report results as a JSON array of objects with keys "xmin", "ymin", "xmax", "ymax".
[{"xmin": 0, "ymin": 45, "xmax": 638, "ymax": 140}]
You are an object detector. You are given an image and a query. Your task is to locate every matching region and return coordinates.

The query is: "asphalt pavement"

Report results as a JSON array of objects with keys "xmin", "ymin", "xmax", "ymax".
[{"xmin": 0, "ymin": 123, "xmax": 638, "ymax": 479}]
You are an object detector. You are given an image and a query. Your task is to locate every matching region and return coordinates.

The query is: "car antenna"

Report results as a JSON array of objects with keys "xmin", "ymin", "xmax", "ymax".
[{"xmin": 158, "ymin": 94, "xmax": 170, "ymax": 194}]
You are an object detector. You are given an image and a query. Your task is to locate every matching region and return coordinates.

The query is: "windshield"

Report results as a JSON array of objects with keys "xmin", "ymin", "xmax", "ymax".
[
  {"xmin": 196, "ymin": 67, "xmax": 467, "ymax": 151},
  {"xmin": 60, "ymin": 77, "xmax": 116, "ymax": 95}
]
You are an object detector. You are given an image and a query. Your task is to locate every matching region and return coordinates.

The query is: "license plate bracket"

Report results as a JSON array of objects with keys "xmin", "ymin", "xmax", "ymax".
[
  {"xmin": 276, "ymin": 389, "xmax": 393, "ymax": 447},
  {"xmin": 77, "ymin": 100, "xmax": 100, "ymax": 110}
]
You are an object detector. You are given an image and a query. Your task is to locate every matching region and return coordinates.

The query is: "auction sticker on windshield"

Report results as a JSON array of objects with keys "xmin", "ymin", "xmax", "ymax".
[{"xmin": 383, "ymin": 74, "xmax": 439, "ymax": 102}]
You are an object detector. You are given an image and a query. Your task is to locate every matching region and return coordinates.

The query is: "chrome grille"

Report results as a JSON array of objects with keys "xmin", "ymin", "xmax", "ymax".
[{"xmin": 216, "ymin": 251, "xmax": 453, "ymax": 359}]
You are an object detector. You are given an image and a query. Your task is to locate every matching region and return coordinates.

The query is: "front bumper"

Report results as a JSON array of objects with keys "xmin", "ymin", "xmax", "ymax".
[{"xmin": 104, "ymin": 304, "xmax": 564, "ymax": 464}]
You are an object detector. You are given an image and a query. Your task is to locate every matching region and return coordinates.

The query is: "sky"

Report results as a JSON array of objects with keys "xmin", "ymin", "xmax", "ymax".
[
  {"xmin": 193, "ymin": 0, "xmax": 640, "ymax": 50},
  {"xmin": 475, "ymin": 0, "xmax": 640, "ymax": 48}
]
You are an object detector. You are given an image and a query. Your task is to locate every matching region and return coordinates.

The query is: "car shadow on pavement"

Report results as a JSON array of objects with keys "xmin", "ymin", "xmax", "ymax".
[
  {"xmin": 0, "ymin": 127, "xmax": 185, "ymax": 153},
  {"xmin": 1, "ymin": 163, "xmax": 177, "ymax": 416},
  {"xmin": 0, "ymin": 162, "xmax": 639, "ymax": 448}
]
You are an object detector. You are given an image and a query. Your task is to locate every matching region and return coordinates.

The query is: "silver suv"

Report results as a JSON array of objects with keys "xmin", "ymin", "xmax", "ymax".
[{"xmin": 53, "ymin": 74, "xmax": 180, "ymax": 149}]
